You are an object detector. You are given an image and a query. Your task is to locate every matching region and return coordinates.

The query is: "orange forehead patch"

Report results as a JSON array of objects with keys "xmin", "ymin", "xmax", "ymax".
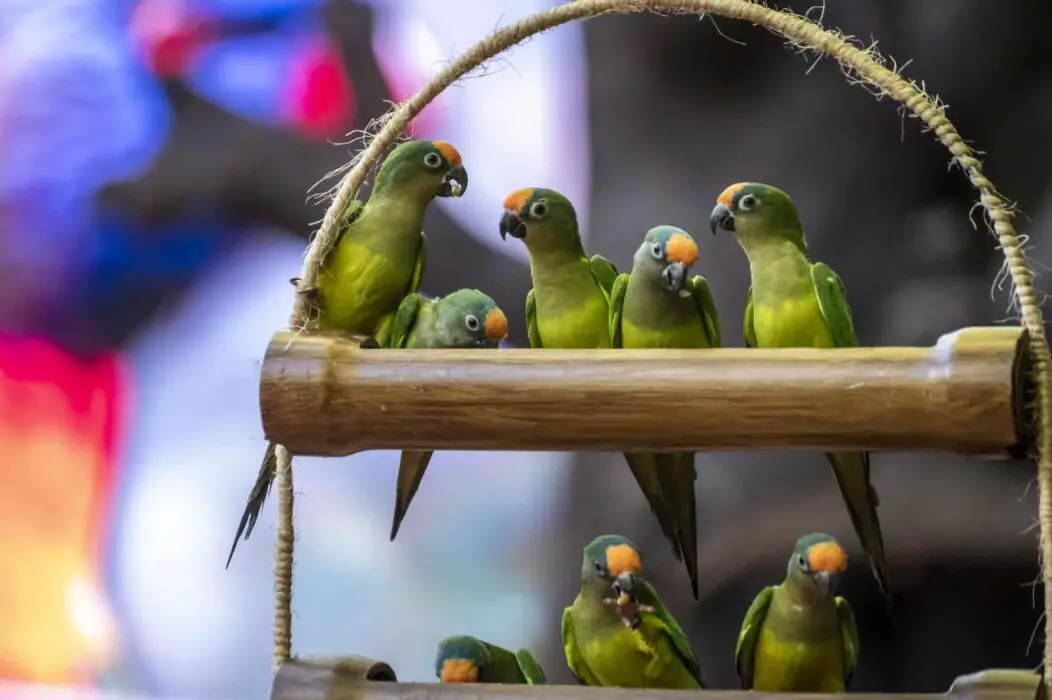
[
  {"xmin": 717, "ymin": 183, "xmax": 749, "ymax": 207},
  {"xmin": 502, "ymin": 188, "xmax": 534, "ymax": 213},
  {"xmin": 807, "ymin": 541, "xmax": 847, "ymax": 573},
  {"xmin": 441, "ymin": 659, "xmax": 479, "ymax": 683},
  {"xmin": 485, "ymin": 308, "xmax": 508, "ymax": 341},
  {"xmin": 605, "ymin": 543, "xmax": 642, "ymax": 577},
  {"xmin": 665, "ymin": 233, "xmax": 698, "ymax": 267},
  {"xmin": 433, "ymin": 141, "xmax": 462, "ymax": 168}
]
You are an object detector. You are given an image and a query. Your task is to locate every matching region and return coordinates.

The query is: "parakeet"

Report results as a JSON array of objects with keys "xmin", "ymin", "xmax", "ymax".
[
  {"xmin": 710, "ymin": 182, "xmax": 890, "ymax": 607},
  {"xmin": 735, "ymin": 533, "xmax": 859, "ymax": 692},
  {"xmin": 225, "ymin": 139, "xmax": 468, "ymax": 568},
  {"xmin": 388, "ymin": 288, "xmax": 509, "ymax": 540},
  {"xmin": 562, "ymin": 534, "xmax": 704, "ymax": 689},
  {"xmin": 608, "ymin": 226, "xmax": 721, "ymax": 600},
  {"xmin": 435, "ymin": 635, "xmax": 547, "ymax": 685}
]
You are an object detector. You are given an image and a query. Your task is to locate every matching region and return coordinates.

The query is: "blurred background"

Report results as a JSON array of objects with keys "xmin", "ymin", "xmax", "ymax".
[{"xmin": 0, "ymin": 0, "xmax": 1049, "ymax": 697}]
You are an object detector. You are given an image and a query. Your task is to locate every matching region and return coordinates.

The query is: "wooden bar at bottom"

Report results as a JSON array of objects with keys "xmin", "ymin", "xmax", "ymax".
[{"xmin": 258, "ymin": 326, "xmax": 1034, "ymax": 458}]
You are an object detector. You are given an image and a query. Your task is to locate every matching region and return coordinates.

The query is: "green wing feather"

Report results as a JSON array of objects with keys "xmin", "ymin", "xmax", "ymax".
[
  {"xmin": 561, "ymin": 607, "xmax": 601, "ymax": 686},
  {"xmin": 735, "ymin": 585, "xmax": 775, "ymax": 689},
  {"xmin": 810, "ymin": 262, "xmax": 857, "ymax": 348},
  {"xmin": 525, "ymin": 289, "xmax": 543, "ymax": 348},
  {"xmin": 689, "ymin": 275, "xmax": 722, "ymax": 348},
  {"xmin": 330, "ymin": 199, "xmax": 365, "ymax": 248},
  {"xmin": 407, "ymin": 231, "xmax": 428, "ymax": 296},
  {"xmin": 588, "ymin": 254, "xmax": 619, "ymax": 299},
  {"xmin": 742, "ymin": 286, "xmax": 757, "ymax": 348},
  {"xmin": 608, "ymin": 273, "xmax": 631, "ymax": 348},
  {"xmin": 388, "ymin": 293, "xmax": 424, "ymax": 349},
  {"xmin": 837, "ymin": 596, "xmax": 860, "ymax": 687},
  {"xmin": 636, "ymin": 579, "xmax": 704, "ymax": 687},
  {"xmin": 225, "ymin": 443, "xmax": 277, "ymax": 568},
  {"xmin": 514, "ymin": 649, "xmax": 547, "ymax": 685}
]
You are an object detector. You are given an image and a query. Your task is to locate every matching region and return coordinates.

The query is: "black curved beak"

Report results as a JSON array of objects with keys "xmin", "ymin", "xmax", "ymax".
[
  {"xmin": 660, "ymin": 262, "xmax": 688, "ymax": 295},
  {"xmin": 437, "ymin": 165, "xmax": 468, "ymax": 198},
  {"xmin": 499, "ymin": 210, "xmax": 526, "ymax": 241},
  {"xmin": 813, "ymin": 571, "xmax": 841, "ymax": 599},
  {"xmin": 710, "ymin": 202, "xmax": 734, "ymax": 234},
  {"xmin": 613, "ymin": 571, "xmax": 638, "ymax": 603}
]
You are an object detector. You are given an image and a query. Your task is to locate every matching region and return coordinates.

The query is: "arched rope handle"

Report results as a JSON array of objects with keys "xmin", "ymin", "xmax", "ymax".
[{"xmin": 273, "ymin": 0, "xmax": 1052, "ymax": 673}]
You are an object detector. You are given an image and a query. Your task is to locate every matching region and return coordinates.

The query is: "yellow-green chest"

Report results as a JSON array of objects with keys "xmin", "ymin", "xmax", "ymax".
[
  {"xmin": 753, "ymin": 623, "xmax": 845, "ymax": 692},
  {"xmin": 752, "ymin": 289, "xmax": 835, "ymax": 349},
  {"xmin": 622, "ymin": 319, "xmax": 710, "ymax": 349},
  {"xmin": 578, "ymin": 624, "xmax": 697, "ymax": 689},
  {"xmin": 532, "ymin": 261, "xmax": 611, "ymax": 348}
]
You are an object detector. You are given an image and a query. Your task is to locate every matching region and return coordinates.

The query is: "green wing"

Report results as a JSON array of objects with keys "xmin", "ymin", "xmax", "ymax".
[
  {"xmin": 810, "ymin": 262, "xmax": 858, "ymax": 349},
  {"xmin": 561, "ymin": 606, "xmax": 600, "ymax": 686},
  {"xmin": 742, "ymin": 286, "xmax": 757, "ymax": 348},
  {"xmin": 608, "ymin": 273, "xmax": 630, "ymax": 348},
  {"xmin": 588, "ymin": 254, "xmax": 619, "ymax": 300},
  {"xmin": 525, "ymin": 289, "xmax": 543, "ymax": 348},
  {"xmin": 636, "ymin": 579, "xmax": 704, "ymax": 687},
  {"xmin": 836, "ymin": 596, "xmax": 860, "ymax": 687},
  {"xmin": 331, "ymin": 199, "xmax": 365, "ymax": 248},
  {"xmin": 388, "ymin": 293, "xmax": 425, "ymax": 349},
  {"xmin": 514, "ymin": 649, "xmax": 547, "ymax": 685},
  {"xmin": 735, "ymin": 585, "xmax": 775, "ymax": 689},
  {"xmin": 406, "ymin": 231, "xmax": 428, "ymax": 296},
  {"xmin": 689, "ymin": 275, "xmax": 722, "ymax": 348}
]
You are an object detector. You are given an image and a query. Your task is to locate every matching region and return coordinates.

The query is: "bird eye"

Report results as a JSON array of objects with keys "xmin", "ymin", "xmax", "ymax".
[
  {"xmin": 530, "ymin": 201, "xmax": 548, "ymax": 218},
  {"xmin": 593, "ymin": 560, "xmax": 605, "ymax": 575},
  {"xmin": 650, "ymin": 243, "xmax": 664, "ymax": 259},
  {"xmin": 464, "ymin": 314, "xmax": 480, "ymax": 331},
  {"xmin": 797, "ymin": 554, "xmax": 807, "ymax": 568},
  {"xmin": 424, "ymin": 152, "xmax": 443, "ymax": 168},
  {"xmin": 738, "ymin": 194, "xmax": 758, "ymax": 211}
]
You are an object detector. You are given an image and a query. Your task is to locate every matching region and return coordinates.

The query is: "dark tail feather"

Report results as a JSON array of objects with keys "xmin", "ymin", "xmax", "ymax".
[
  {"xmin": 825, "ymin": 451, "xmax": 892, "ymax": 611},
  {"xmin": 390, "ymin": 450, "xmax": 434, "ymax": 540},
  {"xmin": 226, "ymin": 442, "xmax": 278, "ymax": 568}
]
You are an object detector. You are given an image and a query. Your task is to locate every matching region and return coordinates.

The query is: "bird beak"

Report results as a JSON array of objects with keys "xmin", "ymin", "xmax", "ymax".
[
  {"xmin": 812, "ymin": 570, "xmax": 840, "ymax": 599},
  {"xmin": 660, "ymin": 261, "xmax": 689, "ymax": 295},
  {"xmin": 438, "ymin": 165, "xmax": 468, "ymax": 198},
  {"xmin": 499, "ymin": 210, "xmax": 526, "ymax": 241},
  {"xmin": 612, "ymin": 571, "xmax": 638, "ymax": 605},
  {"xmin": 709, "ymin": 202, "xmax": 734, "ymax": 234}
]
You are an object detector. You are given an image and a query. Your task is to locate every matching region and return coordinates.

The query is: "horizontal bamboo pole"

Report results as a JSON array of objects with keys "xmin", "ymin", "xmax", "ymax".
[
  {"xmin": 259, "ymin": 326, "xmax": 1034, "ymax": 458},
  {"xmin": 269, "ymin": 661, "xmax": 1041, "ymax": 700}
]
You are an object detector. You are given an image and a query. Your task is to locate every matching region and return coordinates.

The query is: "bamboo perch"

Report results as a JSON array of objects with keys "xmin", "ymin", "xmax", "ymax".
[
  {"xmin": 259, "ymin": 326, "xmax": 1034, "ymax": 458},
  {"xmin": 269, "ymin": 662, "xmax": 1040, "ymax": 700}
]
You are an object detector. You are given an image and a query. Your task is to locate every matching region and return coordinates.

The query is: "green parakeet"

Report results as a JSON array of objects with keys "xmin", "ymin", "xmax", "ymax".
[
  {"xmin": 735, "ymin": 533, "xmax": 859, "ymax": 692},
  {"xmin": 710, "ymin": 182, "xmax": 890, "ymax": 607},
  {"xmin": 608, "ymin": 225, "xmax": 721, "ymax": 600},
  {"xmin": 562, "ymin": 534, "xmax": 704, "ymax": 689},
  {"xmin": 387, "ymin": 288, "xmax": 509, "ymax": 540},
  {"xmin": 435, "ymin": 635, "xmax": 547, "ymax": 685},
  {"xmin": 225, "ymin": 139, "xmax": 468, "ymax": 568}
]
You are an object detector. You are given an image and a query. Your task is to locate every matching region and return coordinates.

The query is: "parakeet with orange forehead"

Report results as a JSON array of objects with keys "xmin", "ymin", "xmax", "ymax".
[
  {"xmin": 608, "ymin": 226, "xmax": 721, "ymax": 601},
  {"xmin": 710, "ymin": 182, "xmax": 890, "ymax": 608},
  {"xmin": 226, "ymin": 139, "xmax": 468, "ymax": 568},
  {"xmin": 435, "ymin": 636, "xmax": 547, "ymax": 685},
  {"xmin": 388, "ymin": 288, "xmax": 508, "ymax": 540},
  {"xmin": 735, "ymin": 533, "xmax": 859, "ymax": 692},
  {"xmin": 562, "ymin": 534, "xmax": 704, "ymax": 689}
]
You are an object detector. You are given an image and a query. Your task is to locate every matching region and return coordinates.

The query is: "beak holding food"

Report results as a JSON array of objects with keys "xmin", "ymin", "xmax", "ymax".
[
  {"xmin": 498, "ymin": 210, "xmax": 526, "ymax": 241},
  {"xmin": 438, "ymin": 165, "xmax": 469, "ymax": 198},
  {"xmin": 613, "ymin": 571, "xmax": 638, "ymax": 605},
  {"xmin": 709, "ymin": 202, "xmax": 734, "ymax": 234}
]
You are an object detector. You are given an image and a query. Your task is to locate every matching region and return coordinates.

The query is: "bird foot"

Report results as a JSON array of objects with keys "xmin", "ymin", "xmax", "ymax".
[
  {"xmin": 601, "ymin": 598, "xmax": 654, "ymax": 628},
  {"xmin": 290, "ymin": 277, "xmax": 320, "ymax": 302}
]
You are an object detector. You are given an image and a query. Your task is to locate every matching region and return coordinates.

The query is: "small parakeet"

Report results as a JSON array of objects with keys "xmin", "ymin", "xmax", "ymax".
[
  {"xmin": 435, "ymin": 635, "xmax": 547, "ymax": 685},
  {"xmin": 225, "ymin": 139, "xmax": 468, "ymax": 568},
  {"xmin": 387, "ymin": 288, "xmax": 509, "ymax": 540},
  {"xmin": 562, "ymin": 534, "xmax": 704, "ymax": 689},
  {"xmin": 710, "ymin": 182, "xmax": 890, "ymax": 607},
  {"xmin": 609, "ymin": 226, "xmax": 721, "ymax": 600},
  {"xmin": 735, "ymin": 533, "xmax": 859, "ymax": 692}
]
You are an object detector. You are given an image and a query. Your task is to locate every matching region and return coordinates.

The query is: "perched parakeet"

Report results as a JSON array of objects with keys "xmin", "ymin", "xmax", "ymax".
[
  {"xmin": 387, "ymin": 288, "xmax": 509, "ymax": 540},
  {"xmin": 608, "ymin": 226, "xmax": 721, "ymax": 600},
  {"xmin": 435, "ymin": 635, "xmax": 547, "ymax": 685},
  {"xmin": 562, "ymin": 534, "xmax": 704, "ymax": 689},
  {"xmin": 735, "ymin": 533, "xmax": 859, "ymax": 692},
  {"xmin": 710, "ymin": 182, "xmax": 890, "ymax": 607},
  {"xmin": 225, "ymin": 139, "xmax": 468, "ymax": 568}
]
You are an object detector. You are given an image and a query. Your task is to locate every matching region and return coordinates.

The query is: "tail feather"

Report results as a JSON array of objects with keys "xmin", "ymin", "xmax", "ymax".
[
  {"xmin": 825, "ymin": 451, "xmax": 892, "ymax": 610},
  {"xmin": 226, "ymin": 442, "xmax": 278, "ymax": 568},
  {"xmin": 390, "ymin": 450, "xmax": 434, "ymax": 540}
]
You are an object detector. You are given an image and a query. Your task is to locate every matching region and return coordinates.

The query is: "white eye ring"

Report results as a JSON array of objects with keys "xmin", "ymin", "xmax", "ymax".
[
  {"xmin": 529, "ymin": 201, "xmax": 548, "ymax": 218},
  {"xmin": 650, "ymin": 243, "xmax": 664, "ymax": 259},
  {"xmin": 739, "ymin": 194, "xmax": 758, "ymax": 211},
  {"xmin": 424, "ymin": 152, "xmax": 443, "ymax": 168},
  {"xmin": 465, "ymin": 314, "xmax": 480, "ymax": 331},
  {"xmin": 797, "ymin": 554, "xmax": 807, "ymax": 568}
]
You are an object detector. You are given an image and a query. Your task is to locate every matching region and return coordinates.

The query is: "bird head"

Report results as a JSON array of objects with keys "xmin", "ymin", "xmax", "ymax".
[
  {"xmin": 789, "ymin": 532, "xmax": 848, "ymax": 599},
  {"xmin": 581, "ymin": 534, "xmax": 645, "ymax": 605},
  {"xmin": 434, "ymin": 289, "xmax": 508, "ymax": 348},
  {"xmin": 709, "ymin": 182, "xmax": 805, "ymax": 253},
  {"xmin": 634, "ymin": 225, "xmax": 700, "ymax": 297},
  {"xmin": 374, "ymin": 140, "xmax": 468, "ymax": 202},
  {"xmin": 499, "ymin": 187, "xmax": 581, "ymax": 254},
  {"xmin": 435, "ymin": 636, "xmax": 491, "ymax": 683}
]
